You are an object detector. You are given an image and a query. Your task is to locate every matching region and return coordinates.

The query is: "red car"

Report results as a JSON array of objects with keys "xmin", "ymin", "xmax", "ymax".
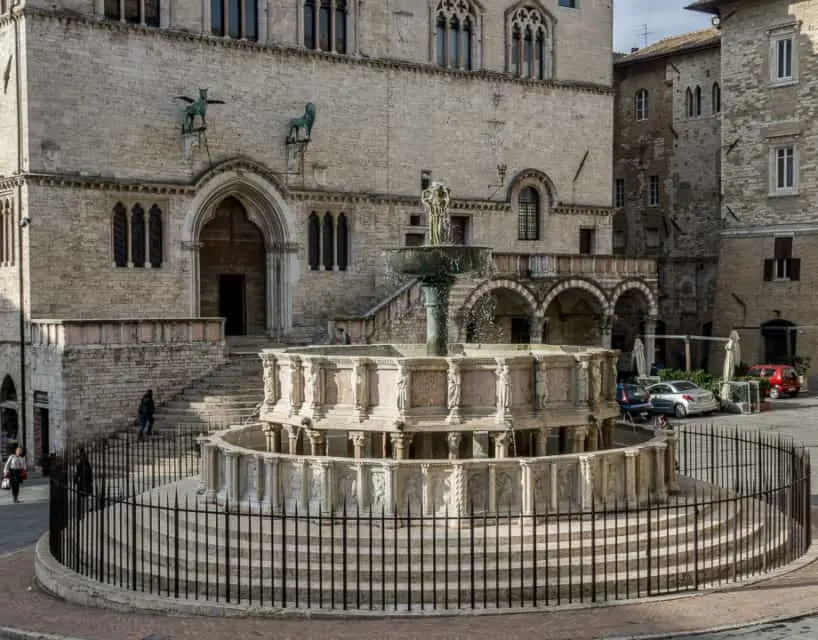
[{"xmin": 746, "ymin": 364, "xmax": 801, "ymax": 399}]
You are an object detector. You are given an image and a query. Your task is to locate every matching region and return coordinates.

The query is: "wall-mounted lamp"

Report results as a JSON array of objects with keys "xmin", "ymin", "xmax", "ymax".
[{"xmin": 497, "ymin": 163, "xmax": 508, "ymax": 185}]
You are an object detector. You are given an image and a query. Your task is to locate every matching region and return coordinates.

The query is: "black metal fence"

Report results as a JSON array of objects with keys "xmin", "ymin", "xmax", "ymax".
[{"xmin": 47, "ymin": 424, "xmax": 812, "ymax": 612}]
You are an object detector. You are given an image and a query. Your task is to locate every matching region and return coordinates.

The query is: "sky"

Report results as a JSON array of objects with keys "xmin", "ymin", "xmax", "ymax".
[{"xmin": 613, "ymin": 0, "xmax": 713, "ymax": 53}]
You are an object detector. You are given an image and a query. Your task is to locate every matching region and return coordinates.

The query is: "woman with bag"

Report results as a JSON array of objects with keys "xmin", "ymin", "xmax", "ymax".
[{"xmin": 3, "ymin": 447, "xmax": 27, "ymax": 503}]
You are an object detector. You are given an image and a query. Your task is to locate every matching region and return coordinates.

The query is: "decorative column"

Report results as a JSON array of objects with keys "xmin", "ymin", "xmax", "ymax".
[
  {"xmin": 535, "ymin": 427, "xmax": 551, "ymax": 456},
  {"xmin": 572, "ymin": 426, "xmax": 588, "ymax": 453},
  {"xmin": 535, "ymin": 359, "xmax": 549, "ymax": 412},
  {"xmin": 445, "ymin": 358, "xmax": 463, "ymax": 424},
  {"xmin": 224, "ymin": 451, "xmax": 241, "ymax": 508},
  {"xmin": 585, "ymin": 423, "xmax": 599, "ymax": 452},
  {"xmin": 608, "ymin": 354, "xmax": 619, "ymax": 396},
  {"xmin": 351, "ymin": 358, "xmax": 370, "ymax": 420},
  {"xmin": 624, "ymin": 449, "xmax": 639, "ymax": 507},
  {"xmin": 284, "ymin": 424, "xmax": 300, "ymax": 454},
  {"xmin": 602, "ymin": 417, "xmax": 616, "ymax": 449},
  {"xmin": 263, "ymin": 457, "xmax": 280, "ymax": 512},
  {"xmin": 449, "ymin": 464, "xmax": 466, "ymax": 518},
  {"xmin": 349, "ymin": 431, "xmax": 367, "ymax": 458},
  {"xmin": 309, "ymin": 462, "xmax": 331, "ymax": 514},
  {"xmin": 196, "ymin": 436, "xmax": 213, "ymax": 495},
  {"xmin": 287, "ymin": 356, "xmax": 304, "ymax": 415},
  {"xmin": 306, "ymin": 429, "xmax": 326, "ymax": 456},
  {"xmin": 665, "ymin": 429, "xmax": 680, "ymax": 493},
  {"xmin": 493, "ymin": 430, "xmax": 512, "ymax": 459},
  {"xmin": 390, "ymin": 431, "xmax": 412, "ymax": 461},
  {"xmin": 261, "ymin": 352, "xmax": 280, "ymax": 408},
  {"xmin": 644, "ymin": 316, "xmax": 658, "ymax": 372},
  {"xmin": 302, "ymin": 357, "xmax": 324, "ymax": 418},
  {"xmin": 421, "ymin": 281, "xmax": 448, "ymax": 357},
  {"xmin": 574, "ymin": 357, "xmax": 589, "ymax": 407},
  {"xmin": 529, "ymin": 316, "xmax": 545, "ymax": 344},
  {"xmin": 447, "ymin": 431, "xmax": 462, "ymax": 460},
  {"xmin": 395, "ymin": 362, "xmax": 410, "ymax": 417},
  {"xmin": 654, "ymin": 442, "xmax": 667, "ymax": 502},
  {"xmin": 577, "ymin": 455, "xmax": 594, "ymax": 509},
  {"xmin": 521, "ymin": 461, "xmax": 534, "ymax": 515},
  {"xmin": 495, "ymin": 358, "xmax": 513, "ymax": 426},
  {"xmin": 262, "ymin": 423, "xmax": 281, "ymax": 453}
]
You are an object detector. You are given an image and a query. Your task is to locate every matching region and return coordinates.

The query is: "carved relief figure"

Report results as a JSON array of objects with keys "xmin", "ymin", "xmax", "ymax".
[
  {"xmin": 467, "ymin": 471, "xmax": 488, "ymax": 512},
  {"xmin": 288, "ymin": 358, "xmax": 303, "ymax": 408},
  {"xmin": 421, "ymin": 181, "xmax": 452, "ymax": 246},
  {"xmin": 285, "ymin": 467, "xmax": 302, "ymax": 504},
  {"xmin": 310, "ymin": 466, "xmax": 325, "ymax": 504},
  {"xmin": 262, "ymin": 355, "xmax": 278, "ymax": 406},
  {"xmin": 352, "ymin": 360, "xmax": 367, "ymax": 411},
  {"xmin": 591, "ymin": 359, "xmax": 603, "ymax": 403},
  {"xmin": 535, "ymin": 362, "xmax": 549, "ymax": 409},
  {"xmin": 370, "ymin": 471, "xmax": 386, "ymax": 513},
  {"xmin": 430, "ymin": 472, "xmax": 450, "ymax": 514},
  {"xmin": 396, "ymin": 363, "xmax": 409, "ymax": 413},
  {"xmin": 304, "ymin": 360, "xmax": 322, "ymax": 408},
  {"xmin": 575, "ymin": 358, "xmax": 589, "ymax": 404},
  {"xmin": 496, "ymin": 360, "xmax": 513, "ymax": 416},
  {"xmin": 495, "ymin": 471, "xmax": 515, "ymax": 512},
  {"xmin": 446, "ymin": 432, "xmax": 462, "ymax": 459},
  {"xmin": 337, "ymin": 472, "xmax": 358, "ymax": 510},
  {"xmin": 447, "ymin": 361, "xmax": 461, "ymax": 410}
]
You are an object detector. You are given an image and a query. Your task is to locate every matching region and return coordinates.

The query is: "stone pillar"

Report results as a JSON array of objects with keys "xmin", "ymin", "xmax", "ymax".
[
  {"xmin": 572, "ymin": 426, "xmax": 588, "ymax": 453},
  {"xmin": 445, "ymin": 358, "xmax": 463, "ymax": 424},
  {"xmin": 624, "ymin": 449, "xmax": 638, "ymax": 507},
  {"xmin": 287, "ymin": 356, "xmax": 304, "ymax": 414},
  {"xmin": 309, "ymin": 462, "xmax": 331, "ymax": 514},
  {"xmin": 535, "ymin": 360, "xmax": 550, "ymax": 411},
  {"xmin": 530, "ymin": 316, "xmax": 545, "ymax": 344},
  {"xmin": 449, "ymin": 463, "xmax": 466, "ymax": 517},
  {"xmin": 535, "ymin": 427, "xmax": 550, "ymax": 456},
  {"xmin": 493, "ymin": 430, "xmax": 512, "ymax": 459},
  {"xmin": 574, "ymin": 358, "xmax": 589, "ymax": 407},
  {"xmin": 447, "ymin": 432, "xmax": 462, "ymax": 460},
  {"xmin": 351, "ymin": 358, "xmax": 370, "ymax": 420},
  {"xmin": 665, "ymin": 429, "xmax": 680, "ymax": 493},
  {"xmin": 284, "ymin": 424, "xmax": 300, "ymax": 455},
  {"xmin": 263, "ymin": 457, "xmax": 279, "ymax": 512},
  {"xmin": 263, "ymin": 423, "xmax": 282, "ymax": 453},
  {"xmin": 577, "ymin": 455, "xmax": 594, "ymax": 509},
  {"xmin": 645, "ymin": 316, "xmax": 658, "ymax": 372},
  {"xmin": 654, "ymin": 442, "xmax": 667, "ymax": 502},
  {"xmin": 306, "ymin": 429, "xmax": 325, "ymax": 456},
  {"xmin": 224, "ymin": 451, "xmax": 240, "ymax": 508},
  {"xmin": 261, "ymin": 352, "xmax": 279, "ymax": 408},
  {"xmin": 349, "ymin": 431, "xmax": 367, "ymax": 458},
  {"xmin": 253, "ymin": 454, "xmax": 265, "ymax": 503},
  {"xmin": 391, "ymin": 431, "xmax": 412, "ymax": 460},
  {"xmin": 602, "ymin": 418, "xmax": 615, "ymax": 449},
  {"xmin": 196, "ymin": 437, "xmax": 212, "ymax": 495},
  {"xmin": 521, "ymin": 461, "xmax": 534, "ymax": 515},
  {"xmin": 585, "ymin": 423, "xmax": 599, "ymax": 452}
]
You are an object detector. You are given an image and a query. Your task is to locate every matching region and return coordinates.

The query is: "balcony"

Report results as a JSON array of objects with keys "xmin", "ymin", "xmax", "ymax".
[{"xmin": 491, "ymin": 253, "xmax": 658, "ymax": 280}]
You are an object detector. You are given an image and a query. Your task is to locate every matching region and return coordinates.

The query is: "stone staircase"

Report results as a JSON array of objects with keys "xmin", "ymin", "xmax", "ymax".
[{"xmin": 79, "ymin": 475, "xmax": 797, "ymax": 611}]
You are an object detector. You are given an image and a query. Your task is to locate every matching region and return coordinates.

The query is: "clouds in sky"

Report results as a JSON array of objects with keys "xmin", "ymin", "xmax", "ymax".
[{"xmin": 613, "ymin": 0, "xmax": 713, "ymax": 53}]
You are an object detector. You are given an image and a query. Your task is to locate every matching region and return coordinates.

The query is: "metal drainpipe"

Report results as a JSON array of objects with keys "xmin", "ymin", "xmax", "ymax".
[{"xmin": 10, "ymin": 0, "xmax": 27, "ymax": 455}]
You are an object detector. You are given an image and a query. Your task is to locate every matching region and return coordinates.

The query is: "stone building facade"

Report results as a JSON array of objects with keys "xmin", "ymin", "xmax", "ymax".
[
  {"xmin": 613, "ymin": 29, "xmax": 722, "ymax": 370},
  {"xmin": 0, "ymin": 0, "xmax": 658, "ymax": 459},
  {"xmin": 689, "ymin": 0, "xmax": 818, "ymax": 375}
]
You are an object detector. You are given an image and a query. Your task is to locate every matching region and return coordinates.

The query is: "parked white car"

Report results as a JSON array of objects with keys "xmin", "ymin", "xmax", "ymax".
[{"xmin": 646, "ymin": 380, "xmax": 719, "ymax": 418}]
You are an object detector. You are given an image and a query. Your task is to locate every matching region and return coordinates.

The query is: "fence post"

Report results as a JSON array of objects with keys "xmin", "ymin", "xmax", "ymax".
[{"xmin": 174, "ymin": 491, "xmax": 180, "ymax": 599}]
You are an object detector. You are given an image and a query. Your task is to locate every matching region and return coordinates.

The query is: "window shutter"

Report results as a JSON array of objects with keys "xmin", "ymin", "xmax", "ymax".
[
  {"xmin": 763, "ymin": 258, "xmax": 774, "ymax": 281},
  {"xmin": 790, "ymin": 258, "xmax": 801, "ymax": 281},
  {"xmin": 774, "ymin": 236, "xmax": 793, "ymax": 258}
]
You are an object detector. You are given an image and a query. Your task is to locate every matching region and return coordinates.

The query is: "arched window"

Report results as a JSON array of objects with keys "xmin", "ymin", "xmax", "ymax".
[
  {"xmin": 336, "ymin": 213, "xmax": 349, "ymax": 271},
  {"xmin": 303, "ymin": 0, "xmax": 348, "ymax": 52},
  {"xmin": 105, "ymin": 0, "xmax": 160, "ymax": 26},
  {"xmin": 712, "ymin": 81, "xmax": 721, "ymax": 113},
  {"xmin": 434, "ymin": 0, "xmax": 476, "ymax": 70},
  {"xmin": 634, "ymin": 88, "xmax": 648, "ymax": 121},
  {"xmin": 322, "ymin": 212, "xmax": 335, "ymax": 271},
  {"xmin": 518, "ymin": 187, "xmax": 540, "ymax": 241},
  {"xmin": 508, "ymin": 6, "xmax": 550, "ymax": 80},
  {"xmin": 307, "ymin": 213, "xmax": 320, "ymax": 270},
  {"xmin": 685, "ymin": 87, "xmax": 694, "ymax": 118},
  {"xmin": 130, "ymin": 204, "xmax": 146, "ymax": 268},
  {"xmin": 694, "ymin": 85, "xmax": 702, "ymax": 116},
  {"xmin": 211, "ymin": 0, "xmax": 257, "ymax": 39},
  {"xmin": 112, "ymin": 201, "xmax": 165, "ymax": 268},
  {"xmin": 112, "ymin": 202, "xmax": 128, "ymax": 268},
  {"xmin": 148, "ymin": 205, "xmax": 163, "ymax": 268}
]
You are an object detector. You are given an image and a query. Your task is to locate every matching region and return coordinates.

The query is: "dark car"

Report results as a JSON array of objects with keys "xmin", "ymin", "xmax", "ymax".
[{"xmin": 616, "ymin": 383, "xmax": 653, "ymax": 421}]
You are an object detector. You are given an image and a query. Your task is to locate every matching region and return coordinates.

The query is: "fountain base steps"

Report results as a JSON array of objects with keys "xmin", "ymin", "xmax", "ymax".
[{"xmin": 59, "ymin": 477, "xmax": 797, "ymax": 610}]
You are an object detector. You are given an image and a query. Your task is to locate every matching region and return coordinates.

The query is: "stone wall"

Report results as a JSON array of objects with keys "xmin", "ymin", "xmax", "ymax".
[
  {"xmin": 30, "ymin": 319, "xmax": 227, "ymax": 443},
  {"xmin": 710, "ymin": 0, "xmax": 818, "ymax": 375},
  {"xmin": 0, "ymin": 22, "xmax": 18, "ymax": 175}
]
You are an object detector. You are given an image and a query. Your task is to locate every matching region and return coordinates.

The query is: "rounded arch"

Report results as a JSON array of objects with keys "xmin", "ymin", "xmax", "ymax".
[
  {"xmin": 609, "ymin": 279, "xmax": 658, "ymax": 318},
  {"xmin": 460, "ymin": 278, "xmax": 538, "ymax": 319},
  {"xmin": 506, "ymin": 168, "xmax": 558, "ymax": 209},
  {"xmin": 0, "ymin": 375, "xmax": 16, "ymax": 404},
  {"xmin": 185, "ymin": 158, "xmax": 294, "ymax": 251},
  {"xmin": 538, "ymin": 277, "xmax": 610, "ymax": 317}
]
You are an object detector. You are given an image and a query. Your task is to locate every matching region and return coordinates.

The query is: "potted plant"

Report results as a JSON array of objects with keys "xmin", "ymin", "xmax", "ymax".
[{"xmin": 789, "ymin": 355, "xmax": 812, "ymax": 392}]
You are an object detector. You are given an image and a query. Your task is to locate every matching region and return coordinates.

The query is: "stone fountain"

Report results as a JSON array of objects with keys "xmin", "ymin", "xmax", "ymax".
[{"xmin": 383, "ymin": 181, "xmax": 492, "ymax": 356}]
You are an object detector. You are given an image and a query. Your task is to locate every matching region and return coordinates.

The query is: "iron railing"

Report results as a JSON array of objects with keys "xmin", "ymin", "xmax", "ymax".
[{"xmin": 47, "ymin": 424, "xmax": 811, "ymax": 612}]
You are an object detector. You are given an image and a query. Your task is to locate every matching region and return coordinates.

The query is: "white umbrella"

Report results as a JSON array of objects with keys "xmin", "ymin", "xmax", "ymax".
[
  {"xmin": 722, "ymin": 330, "xmax": 741, "ymax": 382},
  {"xmin": 632, "ymin": 338, "xmax": 647, "ymax": 378}
]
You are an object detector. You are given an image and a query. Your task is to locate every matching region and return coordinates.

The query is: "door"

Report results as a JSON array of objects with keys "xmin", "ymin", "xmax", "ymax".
[{"xmin": 219, "ymin": 274, "xmax": 246, "ymax": 336}]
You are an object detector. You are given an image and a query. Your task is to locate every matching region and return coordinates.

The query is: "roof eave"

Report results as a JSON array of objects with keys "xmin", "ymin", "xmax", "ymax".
[
  {"xmin": 613, "ymin": 38, "xmax": 720, "ymax": 67},
  {"xmin": 685, "ymin": 0, "xmax": 721, "ymax": 14}
]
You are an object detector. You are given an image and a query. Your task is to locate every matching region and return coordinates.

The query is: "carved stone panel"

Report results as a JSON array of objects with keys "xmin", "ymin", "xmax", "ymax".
[
  {"xmin": 460, "ymin": 370, "xmax": 495, "ymax": 408},
  {"xmin": 510, "ymin": 366, "xmax": 533, "ymax": 407},
  {"xmin": 548, "ymin": 367, "xmax": 571, "ymax": 403},
  {"xmin": 336, "ymin": 468, "xmax": 358, "ymax": 511},
  {"xmin": 467, "ymin": 469, "xmax": 489, "ymax": 513},
  {"xmin": 369, "ymin": 470, "xmax": 386, "ymax": 514},
  {"xmin": 410, "ymin": 370, "xmax": 447, "ymax": 408}
]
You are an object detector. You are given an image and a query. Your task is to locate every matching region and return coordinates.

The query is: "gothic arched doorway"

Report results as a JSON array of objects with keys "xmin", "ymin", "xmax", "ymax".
[
  {"xmin": 199, "ymin": 196, "xmax": 267, "ymax": 336},
  {"xmin": 761, "ymin": 319, "xmax": 796, "ymax": 364},
  {"xmin": 0, "ymin": 375, "xmax": 18, "ymax": 458}
]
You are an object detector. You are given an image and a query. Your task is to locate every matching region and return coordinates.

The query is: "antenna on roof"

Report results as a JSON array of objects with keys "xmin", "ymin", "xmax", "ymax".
[{"xmin": 635, "ymin": 23, "xmax": 653, "ymax": 48}]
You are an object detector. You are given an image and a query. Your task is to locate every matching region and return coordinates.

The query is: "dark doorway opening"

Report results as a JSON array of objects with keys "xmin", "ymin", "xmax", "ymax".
[
  {"xmin": 762, "ymin": 319, "xmax": 796, "ymax": 364},
  {"xmin": 36, "ymin": 408, "xmax": 50, "ymax": 474},
  {"xmin": 219, "ymin": 274, "xmax": 246, "ymax": 336},
  {"xmin": 510, "ymin": 317, "xmax": 531, "ymax": 344}
]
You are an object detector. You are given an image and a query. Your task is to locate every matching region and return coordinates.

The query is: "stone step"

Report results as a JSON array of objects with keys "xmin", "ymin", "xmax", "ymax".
[{"xmin": 164, "ymin": 399, "xmax": 261, "ymax": 410}]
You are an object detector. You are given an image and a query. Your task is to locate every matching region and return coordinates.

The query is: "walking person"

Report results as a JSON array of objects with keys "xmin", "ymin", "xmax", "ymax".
[
  {"xmin": 74, "ymin": 447, "xmax": 93, "ymax": 520},
  {"xmin": 3, "ymin": 447, "xmax": 27, "ymax": 503},
  {"xmin": 138, "ymin": 389, "xmax": 156, "ymax": 438}
]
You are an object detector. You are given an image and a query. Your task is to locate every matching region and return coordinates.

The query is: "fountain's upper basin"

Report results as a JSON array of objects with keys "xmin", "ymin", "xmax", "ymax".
[{"xmin": 384, "ymin": 245, "xmax": 492, "ymax": 279}]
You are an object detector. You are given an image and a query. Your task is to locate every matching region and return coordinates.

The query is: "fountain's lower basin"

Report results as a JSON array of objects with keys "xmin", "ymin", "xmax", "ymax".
[{"xmin": 383, "ymin": 245, "xmax": 492, "ymax": 279}]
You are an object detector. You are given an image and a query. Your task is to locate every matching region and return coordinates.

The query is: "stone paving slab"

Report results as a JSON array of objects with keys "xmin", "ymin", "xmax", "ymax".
[{"xmin": 0, "ymin": 530, "xmax": 817, "ymax": 640}]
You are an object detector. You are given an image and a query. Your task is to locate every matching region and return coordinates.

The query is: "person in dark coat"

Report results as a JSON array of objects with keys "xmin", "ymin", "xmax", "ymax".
[
  {"xmin": 74, "ymin": 447, "xmax": 93, "ymax": 520},
  {"xmin": 138, "ymin": 389, "xmax": 156, "ymax": 437}
]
